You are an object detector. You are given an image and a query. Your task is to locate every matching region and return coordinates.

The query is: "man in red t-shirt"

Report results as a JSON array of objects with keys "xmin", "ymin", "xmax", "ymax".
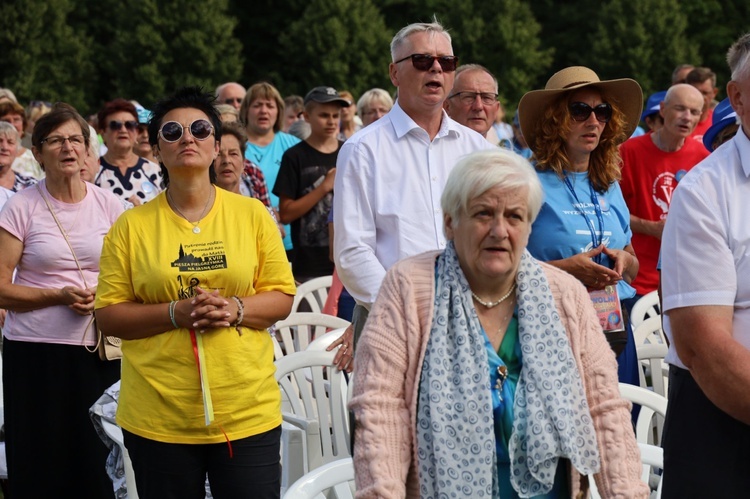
[
  {"xmin": 619, "ymin": 84, "xmax": 709, "ymax": 297},
  {"xmin": 686, "ymin": 67, "xmax": 719, "ymax": 146}
]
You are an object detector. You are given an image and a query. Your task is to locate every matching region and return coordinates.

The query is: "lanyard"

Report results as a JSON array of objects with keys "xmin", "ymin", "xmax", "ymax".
[{"xmin": 562, "ymin": 173, "xmax": 605, "ymax": 264}]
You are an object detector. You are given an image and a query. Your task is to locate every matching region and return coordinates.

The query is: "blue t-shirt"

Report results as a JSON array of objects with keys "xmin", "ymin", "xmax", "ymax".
[
  {"xmin": 528, "ymin": 169, "xmax": 636, "ymax": 300},
  {"xmin": 245, "ymin": 131, "xmax": 300, "ymax": 250}
]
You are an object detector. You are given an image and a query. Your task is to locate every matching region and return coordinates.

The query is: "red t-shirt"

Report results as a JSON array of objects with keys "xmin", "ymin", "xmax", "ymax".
[
  {"xmin": 619, "ymin": 134, "xmax": 709, "ymax": 295},
  {"xmin": 690, "ymin": 108, "xmax": 713, "ymax": 147}
]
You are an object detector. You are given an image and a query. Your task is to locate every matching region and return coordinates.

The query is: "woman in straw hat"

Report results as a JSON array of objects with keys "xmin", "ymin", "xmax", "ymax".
[{"xmin": 518, "ymin": 66, "xmax": 643, "ymax": 384}]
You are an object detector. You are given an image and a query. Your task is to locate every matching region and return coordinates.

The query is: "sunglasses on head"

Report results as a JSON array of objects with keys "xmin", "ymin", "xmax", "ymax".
[
  {"xmin": 108, "ymin": 120, "xmax": 139, "ymax": 132},
  {"xmin": 158, "ymin": 119, "xmax": 214, "ymax": 143},
  {"xmin": 569, "ymin": 102, "xmax": 612, "ymax": 123},
  {"xmin": 394, "ymin": 53, "xmax": 459, "ymax": 72}
]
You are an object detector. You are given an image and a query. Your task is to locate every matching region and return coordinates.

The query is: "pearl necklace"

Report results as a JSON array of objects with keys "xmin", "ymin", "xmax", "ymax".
[
  {"xmin": 471, "ymin": 283, "xmax": 516, "ymax": 308},
  {"xmin": 167, "ymin": 187, "xmax": 213, "ymax": 234}
]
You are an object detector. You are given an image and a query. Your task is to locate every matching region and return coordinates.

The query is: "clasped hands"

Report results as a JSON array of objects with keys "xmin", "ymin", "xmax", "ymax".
[
  {"xmin": 569, "ymin": 244, "xmax": 635, "ymax": 290},
  {"xmin": 177, "ymin": 286, "xmax": 241, "ymax": 332},
  {"xmin": 60, "ymin": 286, "xmax": 96, "ymax": 316}
]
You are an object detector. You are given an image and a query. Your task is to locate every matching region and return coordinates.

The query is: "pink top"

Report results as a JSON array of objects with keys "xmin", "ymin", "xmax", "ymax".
[
  {"xmin": 350, "ymin": 251, "xmax": 648, "ymax": 498},
  {"xmin": 0, "ymin": 180, "xmax": 123, "ymax": 345}
]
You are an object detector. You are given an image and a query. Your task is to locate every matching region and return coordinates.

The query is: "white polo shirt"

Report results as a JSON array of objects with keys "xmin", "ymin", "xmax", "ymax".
[
  {"xmin": 661, "ymin": 126, "xmax": 750, "ymax": 369},
  {"xmin": 333, "ymin": 102, "xmax": 493, "ymax": 307}
]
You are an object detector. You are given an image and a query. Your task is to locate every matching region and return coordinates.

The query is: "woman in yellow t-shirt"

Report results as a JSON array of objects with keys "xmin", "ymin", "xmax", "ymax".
[{"xmin": 96, "ymin": 87, "xmax": 296, "ymax": 498}]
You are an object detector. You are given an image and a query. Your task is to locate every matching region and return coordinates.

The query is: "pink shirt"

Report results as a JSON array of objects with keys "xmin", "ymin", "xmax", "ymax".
[{"xmin": 0, "ymin": 180, "xmax": 123, "ymax": 345}]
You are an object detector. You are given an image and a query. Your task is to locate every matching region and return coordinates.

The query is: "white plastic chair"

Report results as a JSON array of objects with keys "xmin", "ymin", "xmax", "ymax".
[
  {"xmin": 273, "ymin": 313, "xmax": 350, "ymax": 360},
  {"xmin": 306, "ymin": 327, "xmax": 347, "ymax": 352},
  {"xmin": 630, "ymin": 291, "xmax": 661, "ymax": 330},
  {"xmin": 619, "ymin": 383, "xmax": 668, "ymax": 445},
  {"xmin": 291, "ymin": 276, "xmax": 333, "ymax": 314},
  {"xmin": 275, "ymin": 350, "xmax": 351, "ymax": 475},
  {"xmin": 283, "ymin": 457, "xmax": 355, "ymax": 499},
  {"xmin": 633, "ymin": 316, "xmax": 670, "ymax": 398},
  {"xmin": 100, "ymin": 420, "xmax": 139, "ymax": 499}
]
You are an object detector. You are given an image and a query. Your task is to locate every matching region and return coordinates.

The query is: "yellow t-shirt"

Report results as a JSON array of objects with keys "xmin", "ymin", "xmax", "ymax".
[{"xmin": 96, "ymin": 188, "xmax": 296, "ymax": 444}]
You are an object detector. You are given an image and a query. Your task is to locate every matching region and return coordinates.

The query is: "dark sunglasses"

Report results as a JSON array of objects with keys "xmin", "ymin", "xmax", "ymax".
[
  {"xmin": 108, "ymin": 120, "xmax": 139, "ymax": 132},
  {"xmin": 158, "ymin": 119, "xmax": 214, "ymax": 143},
  {"xmin": 224, "ymin": 97, "xmax": 243, "ymax": 105},
  {"xmin": 394, "ymin": 53, "xmax": 459, "ymax": 72},
  {"xmin": 569, "ymin": 102, "xmax": 612, "ymax": 123}
]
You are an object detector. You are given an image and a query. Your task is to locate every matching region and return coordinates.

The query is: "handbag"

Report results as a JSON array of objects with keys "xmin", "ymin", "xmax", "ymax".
[{"xmin": 37, "ymin": 184, "xmax": 122, "ymax": 361}]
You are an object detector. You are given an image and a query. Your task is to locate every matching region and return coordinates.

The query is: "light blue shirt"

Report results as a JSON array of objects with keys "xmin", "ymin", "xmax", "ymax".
[
  {"xmin": 528, "ymin": 169, "xmax": 636, "ymax": 300},
  {"xmin": 245, "ymin": 131, "xmax": 300, "ymax": 250}
]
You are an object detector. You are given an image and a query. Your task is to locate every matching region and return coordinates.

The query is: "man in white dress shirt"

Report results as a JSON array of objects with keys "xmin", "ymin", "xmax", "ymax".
[
  {"xmin": 333, "ymin": 20, "xmax": 493, "ymax": 344},
  {"xmin": 660, "ymin": 32, "xmax": 750, "ymax": 497}
]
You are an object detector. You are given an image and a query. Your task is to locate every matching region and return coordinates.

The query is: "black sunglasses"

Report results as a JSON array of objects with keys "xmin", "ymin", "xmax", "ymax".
[
  {"xmin": 108, "ymin": 120, "xmax": 139, "ymax": 132},
  {"xmin": 224, "ymin": 97, "xmax": 243, "ymax": 105},
  {"xmin": 569, "ymin": 102, "xmax": 612, "ymax": 123},
  {"xmin": 394, "ymin": 53, "xmax": 459, "ymax": 72},
  {"xmin": 158, "ymin": 119, "xmax": 214, "ymax": 143}
]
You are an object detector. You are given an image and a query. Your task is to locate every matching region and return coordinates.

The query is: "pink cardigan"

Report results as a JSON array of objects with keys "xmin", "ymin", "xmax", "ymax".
[{"xmin": 350, "ymin": 251, "xmax": 649, "ymax": 498}]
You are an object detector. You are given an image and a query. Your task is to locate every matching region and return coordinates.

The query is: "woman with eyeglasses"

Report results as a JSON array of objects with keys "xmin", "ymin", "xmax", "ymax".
[
  {"xmin": 518, "ymin": 66, "xmax": 643, "ymax": 384},
  {"xmin": 96, "ymin": 98, "xmax": 164, "ymax": 206},
  {"xmin": 0, "ymin": 104, "xmax": 124, "ymax": 497},
  {"xmin": 95, "ymin": 87, "xmax": 296, "ymax": 498}
]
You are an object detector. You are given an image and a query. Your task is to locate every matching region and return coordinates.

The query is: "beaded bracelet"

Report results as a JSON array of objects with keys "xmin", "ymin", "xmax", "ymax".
[
  {"xmin": 168, "ymin": 300, "xmax": 179, "ymax": 329},
  {"xmin": 230, "ymin": 295, "xmax": 244, "ymax": 335}
]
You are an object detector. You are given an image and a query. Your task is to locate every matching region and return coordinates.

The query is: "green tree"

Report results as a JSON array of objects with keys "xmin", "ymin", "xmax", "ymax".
[
  {"xmin": 433, "ymin": 0, "xmax": 553, "ymax": 108},
  {"xmin": 277, "ymin": 0, "xmax": 392, "ymax": 97},
  {"xmin": 590, "ymin": 0, "xmax": 698, "ymax": 98},
  {"xmin": 0, "ymin": 0, "xmax": 95, "ymax": 112}
]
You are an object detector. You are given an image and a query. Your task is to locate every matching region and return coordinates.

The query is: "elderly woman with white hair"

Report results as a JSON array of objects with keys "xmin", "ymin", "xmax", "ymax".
[
  {"xmin": 356, "ymin": 88, "xmax": 394, "ymax": 127},
  {"xmin": 350, "ymin": 148, "xmax": 647, "ymax": 498},
  {"xmin": 0, "ymin": 121, "xmax": 36, "ymax": 192}
]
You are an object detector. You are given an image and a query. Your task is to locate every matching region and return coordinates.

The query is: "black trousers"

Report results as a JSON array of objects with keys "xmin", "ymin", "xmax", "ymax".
[
  {"xmin": 3, "ymin": 337, "xmax": 120, "ymax": 499},
  {"xmin": 662, "ymin": 365, "xmax": 750, "ymax": 498},
  {"xmin": 123, "ymin": 425, "xmax": 281, "ymax": 499}
]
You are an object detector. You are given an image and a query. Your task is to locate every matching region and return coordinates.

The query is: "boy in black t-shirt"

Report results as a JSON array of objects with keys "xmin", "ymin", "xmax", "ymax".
[{"xmin": 273, "ymin": 86, "xmax": 351, "ymax": 281}]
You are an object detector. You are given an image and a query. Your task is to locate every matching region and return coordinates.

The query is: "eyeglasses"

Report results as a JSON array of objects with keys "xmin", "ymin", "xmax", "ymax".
[
  {"xmin": 448, "ymin": 91, "xmax": 498, "ymax": 106},
  {"xmin": 41, "ymin": 135, "xmax": 86, "ymax": 149},
  {"xmin": 158, "ymin": 119, "xmax": 214, "ymax": 143},
  {"xmin": 108, "ymin": 120, "xmax": 139, "ymax": 132},
  {"xmin": 394, "ymin": 53, "xmax": 459, "ymax": 72},
  {"xmin": 569, "ymin": 102, "xmax": 612, "ymax": 123},
  {"xmin": 224, "ymin": 98, "xmax": 243, "ymax": 105}
]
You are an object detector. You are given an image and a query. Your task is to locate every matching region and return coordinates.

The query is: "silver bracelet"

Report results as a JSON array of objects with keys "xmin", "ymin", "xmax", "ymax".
[
  {"xmin": 230, "ymin": 295, "xmax": 244, "ymax": 335},
  {"xmin": 169, "ymin": 300, "xmax": 179, "ymax": 329}
]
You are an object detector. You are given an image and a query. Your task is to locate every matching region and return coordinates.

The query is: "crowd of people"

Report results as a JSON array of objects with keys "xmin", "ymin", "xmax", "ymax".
[{"xmin": 0, "ymin": 17, "xmax": 748, "ymax": 499}]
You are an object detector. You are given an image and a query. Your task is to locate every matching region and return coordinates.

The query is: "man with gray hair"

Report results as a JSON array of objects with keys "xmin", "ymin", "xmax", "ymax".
[
  {"xmin": 215, "ymin": 82, "xmax": 246, "ymax": 110},
  {"xmin": 334, "ymin": 20, "xmax": 493, "ymax": 345},
  {"xmin": 444, "ymin": 64, "xmax": 500, "ymax": 140},
  {"xmin": 660, "ymin": 32, "xmax": 750, "ymax": 496}
]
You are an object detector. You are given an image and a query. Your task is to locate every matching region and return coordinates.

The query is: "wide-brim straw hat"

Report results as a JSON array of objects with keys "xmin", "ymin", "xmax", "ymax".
[{"xmin": 518, "ymin": 66, "xmax": 643, "ymax": 151}]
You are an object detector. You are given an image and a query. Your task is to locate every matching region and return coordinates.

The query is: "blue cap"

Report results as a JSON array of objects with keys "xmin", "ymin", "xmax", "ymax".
[
  {"xmin": 703, "ymin": 97, "xmax": 738, "ymax": 152},
  {"xmin": 641, "ymin": 90, "xmax": 667, "ymax": 121},
  {"xmin": 135, "ymin": 105, "xmax": 152, "ymax": 125}
]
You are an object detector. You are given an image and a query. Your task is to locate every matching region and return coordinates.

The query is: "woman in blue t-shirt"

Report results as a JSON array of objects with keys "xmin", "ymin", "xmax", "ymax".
[{"xmin": 518, "ymin": 66, "xmax": 644, "ymax": 384}]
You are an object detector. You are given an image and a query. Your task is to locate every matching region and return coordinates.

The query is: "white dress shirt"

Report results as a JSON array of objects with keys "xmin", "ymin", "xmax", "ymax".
[
  {"xmin": 661, "ymin": 126, "xmax": 750, "ymax": 369},
  {"xmin": 333, "ymin": 102, "xmax": 494, "ymax": 307}
]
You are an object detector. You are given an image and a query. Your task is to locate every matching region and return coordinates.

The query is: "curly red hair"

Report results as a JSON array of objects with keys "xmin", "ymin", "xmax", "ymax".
[{"xmin": 532, "ymin": 91, "xmax": 628, "ymax": 193}]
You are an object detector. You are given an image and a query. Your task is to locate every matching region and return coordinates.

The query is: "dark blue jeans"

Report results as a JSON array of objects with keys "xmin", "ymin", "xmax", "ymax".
[{"xmin": 123, "ymin": 425, "xmax": 281, "ymax": 499}]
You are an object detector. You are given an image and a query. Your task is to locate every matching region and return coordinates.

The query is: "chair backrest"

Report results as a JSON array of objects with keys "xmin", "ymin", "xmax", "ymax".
[
  {"xmin": 306, "ymin": 327, "xmax": 347, "ymax": 352},
  {"xmin": 634, "ymin": 315, "xmax": 668, "ymax": 347},
  {"xmin": 291, "ymin": 276, "xmax": 333, "ymax": 314},
  {"xmin": 619, "ymin": 383, "xmax": 668, "ymax": 445},
  {"xmin": 273, "ymin": 313, "xmax": 350, "ymax": 360},
  {"xmin": 283, "ymin": 457, "xmax": 355, "ymax": 499},
  {"xmin": 630, "ymin": 291, "xmax": 661, "ymax": 330},
  {"xmin": 275, "ymin": 350, "xmax": 351, "ymax": 470},
  {"xmin": 633, "ymin": 316, "xmax": 669, "ymax": 397}
]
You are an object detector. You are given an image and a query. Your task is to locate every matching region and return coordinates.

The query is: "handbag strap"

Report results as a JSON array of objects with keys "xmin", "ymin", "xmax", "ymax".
[
  {"xmin": 37, "ymin": 183, "xmax": 98, "ymax": 350},
  {"xmin": 37, "ymin": 183, "xmax": 89, "ymax": 288}
]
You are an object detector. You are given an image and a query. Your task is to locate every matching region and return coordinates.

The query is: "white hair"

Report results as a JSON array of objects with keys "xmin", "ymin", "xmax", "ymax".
[
  {"xmin": 0, "ymin": 121, "xmax": 19, "ymax": 141},
  {"xmin": 356, "ymin": 88, "xmax": 394, "ymax": 119},
  {"xmin": 441, "ymin": 149, "xmax": 543, "ymax": 234},
  {"xmin": 390, "ymin": 17, "xmax": 451, "ymax": 61},
  {"xmin": 728, "ymin": 33, "xmax": 750, "ymax": 82}
]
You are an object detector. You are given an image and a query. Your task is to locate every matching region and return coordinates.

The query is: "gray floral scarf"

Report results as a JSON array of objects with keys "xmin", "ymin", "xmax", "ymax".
[{"xmin": 416, "ymin": 242, "xmax": 600, "ymax": 497}]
